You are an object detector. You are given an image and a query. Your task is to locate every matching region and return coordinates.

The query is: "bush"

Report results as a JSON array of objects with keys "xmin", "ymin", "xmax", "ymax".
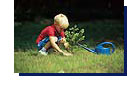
[{"xmin": 65, "ymin": 25, "xmax": 85, "ymax": 46}]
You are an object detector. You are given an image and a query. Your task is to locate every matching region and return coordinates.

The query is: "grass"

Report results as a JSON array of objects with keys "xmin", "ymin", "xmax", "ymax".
[
  {"xmin": 14, "ymin": 48, "xmax": 124, "ymax": 73},
  {"xmin": 14, "ymin": 19, "xmax": 124, "ymax": 73}
]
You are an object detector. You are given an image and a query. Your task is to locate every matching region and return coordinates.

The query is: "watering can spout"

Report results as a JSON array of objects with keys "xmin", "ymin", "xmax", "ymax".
[
  {"xmin": 77, "ymin": 43, "xmax": 96, "ymax": 53},
  {"xmin": 83, "ymin": 47, "xmax": 96, "ymax": 53}
]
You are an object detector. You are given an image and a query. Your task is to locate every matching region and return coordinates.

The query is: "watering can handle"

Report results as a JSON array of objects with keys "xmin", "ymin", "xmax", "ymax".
[{"xmin": 97, "ymin": 42, "xmax": 115, "ymax": 53}]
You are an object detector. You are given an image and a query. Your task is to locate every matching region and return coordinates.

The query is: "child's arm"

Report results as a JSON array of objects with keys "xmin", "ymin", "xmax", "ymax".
[
  {"xmin": 49, "ymin": 36, "xmax": 63, "ymax": 53},
  {"xmin": 49, "ymin": 36, "xmax": 72, "ymax": 56}
]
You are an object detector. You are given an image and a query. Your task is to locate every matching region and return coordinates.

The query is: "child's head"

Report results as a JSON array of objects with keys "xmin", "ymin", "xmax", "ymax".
[{"xmin": 54, "ymin": 14, "xmax": 69, "ymax": 30}]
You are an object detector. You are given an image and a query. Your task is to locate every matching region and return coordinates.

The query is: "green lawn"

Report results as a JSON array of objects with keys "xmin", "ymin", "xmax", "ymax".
[
  {"xmin": 14, "ymin": 20, "xmax": 124, "ymax": 73},
  {"xmin": 14, "ymin": 48, "xmax": 124, "ymax": 73}
]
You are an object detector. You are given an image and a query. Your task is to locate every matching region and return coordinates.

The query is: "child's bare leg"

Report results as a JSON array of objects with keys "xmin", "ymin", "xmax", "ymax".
[
  {"xmin": 44, "ymin": 37, "xmax": 58, "ymax": 51},
  {"xmin": 44, "ymin": 41, "xmax": 51, "ymax": 50}
]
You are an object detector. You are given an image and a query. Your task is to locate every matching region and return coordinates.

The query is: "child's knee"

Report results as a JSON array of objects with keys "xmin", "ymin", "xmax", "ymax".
[
  {"xmin": 60, "ymin": 38, "xmax": 66, "ymax": 44},
  {"xmin": 54, "ymin": 37, "xmax": 58, "ymax": 42}
]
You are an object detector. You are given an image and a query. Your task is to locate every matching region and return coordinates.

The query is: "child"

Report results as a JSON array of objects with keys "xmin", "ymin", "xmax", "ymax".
[{"xmin": 36, "ymin": 14, "xmax": 72, "ymax": 56}]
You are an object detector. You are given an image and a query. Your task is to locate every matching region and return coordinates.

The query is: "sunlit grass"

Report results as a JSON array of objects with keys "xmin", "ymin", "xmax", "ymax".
[{"xmin": 14, "ymin": 48, "xmax": 124, "ymax": 73}]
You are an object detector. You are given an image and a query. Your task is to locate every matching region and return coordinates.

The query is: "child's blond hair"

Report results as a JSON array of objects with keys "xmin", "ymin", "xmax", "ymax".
[{"xmin": 54, "ymin": 14, "xmax": 69, "ymax": 29}]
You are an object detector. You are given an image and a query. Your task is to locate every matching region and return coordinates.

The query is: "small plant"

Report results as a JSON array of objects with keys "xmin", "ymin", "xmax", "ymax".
[{"xmin": 65, "ymin": 25, "xmax": 85, "ymax": 46}]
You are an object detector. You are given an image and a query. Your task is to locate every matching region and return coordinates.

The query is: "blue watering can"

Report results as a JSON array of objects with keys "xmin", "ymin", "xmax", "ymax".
[{"xmin": 77, "ymin": 42, "xmax": 115, "ymax": 55}]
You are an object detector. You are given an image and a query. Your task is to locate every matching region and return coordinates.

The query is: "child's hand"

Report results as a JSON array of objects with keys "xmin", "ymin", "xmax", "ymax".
[{"xmin": 62, "ymin": 52, "xmax": 73, "ymax": 56}]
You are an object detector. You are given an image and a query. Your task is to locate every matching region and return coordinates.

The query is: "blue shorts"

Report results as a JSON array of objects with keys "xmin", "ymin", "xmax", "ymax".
[{"xmin": 37, "ymin": 36, "xmax": 62, "ymax": 50}]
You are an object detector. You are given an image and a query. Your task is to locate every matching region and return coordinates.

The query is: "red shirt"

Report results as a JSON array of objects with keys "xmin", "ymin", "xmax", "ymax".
[{"xmin": 36, "ymin": 24, "xmax": 65, "ymax": 44}]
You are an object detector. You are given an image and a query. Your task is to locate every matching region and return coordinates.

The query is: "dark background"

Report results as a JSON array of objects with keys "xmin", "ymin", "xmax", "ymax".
[
  {"xmin": 14, "ymin": 0, "xmax": 124, "ymax": 50},
  {"xmin": 14, "ymin": 0, "xmax": 123, "ymax": 22}
]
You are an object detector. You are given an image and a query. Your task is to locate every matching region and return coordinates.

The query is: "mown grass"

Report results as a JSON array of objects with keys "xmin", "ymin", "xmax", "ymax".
[
  {"xmin": 14, "ymin": 48, "xmax": 124, "ymax": 73},
  {"xmin": 14, "ymin": 19, "xmax": 124, "ymax": 73}
]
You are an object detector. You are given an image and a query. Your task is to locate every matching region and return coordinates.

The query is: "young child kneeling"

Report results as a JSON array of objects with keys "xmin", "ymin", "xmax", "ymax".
[{"xmin": 36, "ymin": 14, "xmax": 72, "ymax": 56}]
